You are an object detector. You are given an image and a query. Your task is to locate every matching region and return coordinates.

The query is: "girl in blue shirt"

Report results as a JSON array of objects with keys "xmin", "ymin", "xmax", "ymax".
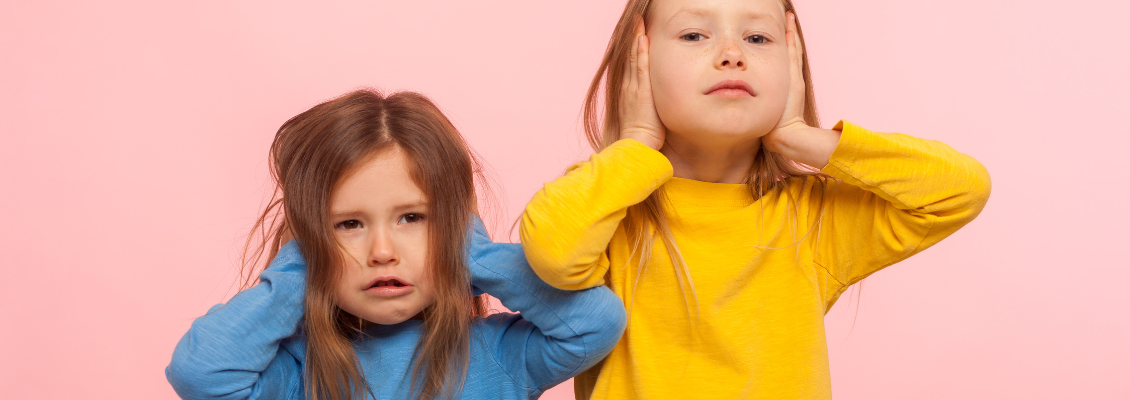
[{"xmin": 166, "ymin": 89, "xmax": 626, "ymax": 400}]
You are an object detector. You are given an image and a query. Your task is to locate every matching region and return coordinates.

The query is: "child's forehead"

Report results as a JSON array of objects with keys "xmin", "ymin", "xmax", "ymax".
[{"xmin": 648, "ymin": 0, "xmax": 786, "ymax": 26}]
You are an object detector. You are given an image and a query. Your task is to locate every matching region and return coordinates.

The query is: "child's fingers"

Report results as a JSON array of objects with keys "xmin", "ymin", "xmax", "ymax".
[
  {"xmin": 785, "ymin": 13, "xmax": 805, "ymax": 102},
  {"xmin": 787, "ymin": 13, "xmax": 804, "ymax": 71},
  {"xmin": 785, "ymin": 13, "xmax": 798, "ymax": 70},
  {"xmin": 619, "ymin": 16, "xmax": 641, "ymax": 125},
  {"xmin": 637, "ymin": 35, "xmax": 652, "ymax": 96},
  {"xmin": 621, "ymin": 46, "xmax": 632, "ymax": 96},
  {"xmin": 629, "ymin": 16, "xmax": 644, "ymax": 92},
  {"xmin": 615, "ymin": 17, "xmax": 665, "ymax": 149},
  {"xmin": 620, "ymin": 21, "xmax": 638, "ymax": 104}
]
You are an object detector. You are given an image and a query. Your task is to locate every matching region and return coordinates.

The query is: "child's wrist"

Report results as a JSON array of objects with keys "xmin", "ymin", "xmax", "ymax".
[
  {"xmin": 620, "ymin": 132, "xmax": 663, "ymax": 150},
  {"xmin": 764, "ymin": 125, "xmax": 840, "ymax": 168}
]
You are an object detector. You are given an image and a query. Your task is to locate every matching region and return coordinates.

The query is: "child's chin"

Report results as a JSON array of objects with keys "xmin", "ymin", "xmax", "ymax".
[
  {"xmin": 363, "ymin": 308, "xmax": 425, "ymax": 325},
  {"xmin": 703, "ymin": 113, "xmax": 775, "ymax": 135},
  {"xmin": 714, "ymin": 126, "xmax": 771, "ymax": 138},
  {"xmin": 695, "ymin": 122, "xmax": 773, "ymax": 140},
  {"xmin": 368, "ymin": 316, "xmax": 410, "ymax": 325}
]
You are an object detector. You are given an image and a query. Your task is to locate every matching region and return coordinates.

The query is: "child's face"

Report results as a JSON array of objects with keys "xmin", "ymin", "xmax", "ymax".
[
  {"xmin": 647, "ymin": 0, "xmax": 791, "ymax": 144},
  {"xmin": 329, "ymin": 146, "xmax": 436, "ymax": 325}
]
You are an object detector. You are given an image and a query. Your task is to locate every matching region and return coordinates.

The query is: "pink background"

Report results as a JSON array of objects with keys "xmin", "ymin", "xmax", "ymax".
[{"xmin": 2, "ymin": 1, "xmax": 1128, "ymax": 399}]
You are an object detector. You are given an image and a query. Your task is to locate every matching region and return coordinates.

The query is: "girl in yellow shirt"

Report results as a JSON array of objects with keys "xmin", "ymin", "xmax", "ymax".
[{"xmin": 519, "ymin": 0, "xmax": 991, "ymax": 399}]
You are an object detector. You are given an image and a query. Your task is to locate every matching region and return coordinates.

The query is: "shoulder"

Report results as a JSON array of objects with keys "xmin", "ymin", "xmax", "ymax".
[
  {"xmin": 774, "ymin": 174, "xmax": 841, "ymax": 201},
  {"xmin": 279, "ymin": 334, "xmax": 307, "ymax": 362}
]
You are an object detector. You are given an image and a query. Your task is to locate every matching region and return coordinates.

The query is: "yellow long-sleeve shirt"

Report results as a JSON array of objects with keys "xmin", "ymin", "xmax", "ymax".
[{"xmin": 519, "ymin": 122, "xmax": 991, "ymax": 399}]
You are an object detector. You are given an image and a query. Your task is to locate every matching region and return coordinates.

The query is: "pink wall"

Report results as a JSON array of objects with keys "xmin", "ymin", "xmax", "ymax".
[{"xmin": 2, "ymin": 1, "xmax": 1127, "ymax": 399}]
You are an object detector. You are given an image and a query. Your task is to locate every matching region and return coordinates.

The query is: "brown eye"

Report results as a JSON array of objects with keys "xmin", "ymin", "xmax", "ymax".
[
  {"xmin": 335, "ymin": 220, "xmax": 362, "ymax": 230},
  {"xmin": 680, "ymin": 32, "xmax": 704, "ymax": 41},
  {"xmin": 398, "ymin": 213, "xmax": 425, "ymax": 224}
]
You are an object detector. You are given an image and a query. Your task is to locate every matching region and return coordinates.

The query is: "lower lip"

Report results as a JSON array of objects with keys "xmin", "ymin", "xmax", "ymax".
[
  {"xmin": 365, "ymin": 285, "xmax": 414, "ymax": 297},
  {"xmin": 708, "ymin": 88, "xmax": 753, "ymax": 97}
]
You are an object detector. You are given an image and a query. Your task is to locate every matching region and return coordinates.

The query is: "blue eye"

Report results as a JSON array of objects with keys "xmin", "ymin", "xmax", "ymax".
[
  {"xmin": 398, "ymin": 213, "xmax": 426, "ymax": 224},
  {"xmin": 335, "ymin": 220, "xmax": 362, "ymax": 230},
  {"xmin": 746, "ymin": 35, "xmax": 767, "ymax": 44},
  {"xmin": 680, "ymin": 32, "xmax": 705, "ymax": 41}
]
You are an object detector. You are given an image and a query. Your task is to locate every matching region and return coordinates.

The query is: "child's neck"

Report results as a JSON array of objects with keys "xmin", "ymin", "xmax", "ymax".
[{"xmin": 661, "ymin": 133, "xmax": 761, "ymax": 184}]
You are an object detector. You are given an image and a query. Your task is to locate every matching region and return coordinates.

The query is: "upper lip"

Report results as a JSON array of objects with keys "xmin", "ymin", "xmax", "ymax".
[
  {"xmin": 365, "ymin": 276, "xmax": 411, "ymax": 289},
  {"xmin": 705, "ymin": 79, "xmax": 755, "ymax": 96}
]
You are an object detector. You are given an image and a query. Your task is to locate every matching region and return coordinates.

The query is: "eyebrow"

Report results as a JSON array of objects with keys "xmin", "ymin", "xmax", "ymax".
[
  {"xmin": 665, "ymin": 8, "xmax": 778, "ymax": 26},
  {"xmin": 390, "ymin": 201, "xmax": 429, "ymax": 213},
  {"xmin": 665, "ymin": 7, "xmax": 707, "ymax": 25},
  {"xmin": 329, "ymin": 200, "xmax": 428, "ymax": 219}
]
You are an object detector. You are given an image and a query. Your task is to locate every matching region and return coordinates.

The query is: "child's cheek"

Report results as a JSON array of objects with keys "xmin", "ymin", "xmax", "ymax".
[
  {"xmin": 648, "ymin": 52, "xmax": 701, "ymax": 134},
  {"xmin": 765, "ymin": 49, "xmax": 793, "ymax": 102},
  {"xmin": 746, "ymin": 55, "xmax": 792, "ymax": 124}
]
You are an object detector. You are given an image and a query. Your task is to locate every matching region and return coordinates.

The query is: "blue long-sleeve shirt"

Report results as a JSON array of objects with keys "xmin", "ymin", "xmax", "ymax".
[{"xmin": 166, "ymin": 217, "xmax": 626, "ymax": 399}]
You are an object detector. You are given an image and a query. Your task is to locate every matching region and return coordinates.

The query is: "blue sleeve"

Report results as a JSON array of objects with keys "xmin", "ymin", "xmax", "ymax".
[
  {"xmin": 466, "ymin": 216, "xmax": 627, "ymax": 395},
  {"xmin": 166, "ymin": 242, "xmax": 307, "ymax": 400}
]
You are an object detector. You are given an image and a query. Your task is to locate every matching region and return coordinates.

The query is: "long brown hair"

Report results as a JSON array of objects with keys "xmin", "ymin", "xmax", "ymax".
[
  {"xmin": 240, "ymin": 89, "xmax": 489, "ymax": 400},
  {"xmin": 582, "ymin": 0, "xmax": 829, "ymax": 314}
]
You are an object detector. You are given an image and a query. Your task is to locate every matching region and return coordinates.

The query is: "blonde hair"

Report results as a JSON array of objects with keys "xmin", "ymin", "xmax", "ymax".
[{"xmin": 582, "ymin": 0, "xmax": 830, "ymax": 315}]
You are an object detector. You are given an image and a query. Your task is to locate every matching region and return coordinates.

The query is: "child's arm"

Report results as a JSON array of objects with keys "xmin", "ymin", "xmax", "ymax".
[
  {"xmin": 468, "ymin": 217, "xmax": 627, "ymax": 395},
  {"xmin": 758, "ymin": 15, "xmax": 990, "ymax": 295},
  {"xmin": 519, "ymin": 142, "xmax": 672, "ymax": 290},
  {"xmin": 166, "ymin": 243, "xmax": 306, "ymax": 400},
  {"xmin": 807, "ymin": 121, "xmax": 992, "ymax": 291},
  {"xmin": 519, "ymin": 23, "xmax": 675, "ymax": 291}
]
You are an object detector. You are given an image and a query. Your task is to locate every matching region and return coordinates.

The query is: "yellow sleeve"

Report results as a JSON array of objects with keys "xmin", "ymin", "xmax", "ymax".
[
  {"xmin": 813, "ymin": 121, "xmax": 992, "ymax": 287},
  {"xmin": 519, "ymin": 139, "xmax": 673, "ymax": 290}
]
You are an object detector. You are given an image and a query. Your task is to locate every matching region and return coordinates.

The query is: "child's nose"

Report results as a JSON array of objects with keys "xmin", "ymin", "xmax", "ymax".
[
  {"xmin": 717, "ymin": 39, "xmax": 746, "ymax": 69},
  {"xmin": 368, "ymin": 232, "xmax": 399, "ymax": 266}
]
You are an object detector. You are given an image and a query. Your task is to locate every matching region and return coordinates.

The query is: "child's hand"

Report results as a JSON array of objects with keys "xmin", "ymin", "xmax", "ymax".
[
  {"xmin": 762, "ymin": 12, "xmax": 839, "ymax": 168},
  {"xmin": 618, "ymin": 18, "xmax": 666, "ymax": 151},
  {"xmin": 763, "ymin": 13, "xmax": 809, "ymax": 150}
]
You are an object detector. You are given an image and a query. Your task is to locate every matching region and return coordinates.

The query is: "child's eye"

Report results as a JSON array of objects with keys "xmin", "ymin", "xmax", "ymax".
[
  {"xmin": 680, "ymin": 32, "xmax": 705, "ymax": 42},
  {"xmin": 335, "ymin": 220, "xmax": 362, "ymax": 230},
  {"xmin": 745, "ymin": 35, "xmax": 768, "ymax": 44},
  {"xmin": 398, "ymin": 213, "xmax": 426, "ymax": 224}
]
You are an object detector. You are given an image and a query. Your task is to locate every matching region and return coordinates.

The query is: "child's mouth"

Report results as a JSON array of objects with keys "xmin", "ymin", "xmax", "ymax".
[
  {"xmin": 372, "ymin": 279, "xmax": 407, "ymax": 287},
  {"xmin": 366, "ymin": 278, "xmax": 413, "ymax": 297},
  {"xmin": 705, "ymin": 80, "xmax": 755, "ymax": 97},
  {"xmin": 709, "ymin": 88, "xmax": 753, "ymax": 97}
]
